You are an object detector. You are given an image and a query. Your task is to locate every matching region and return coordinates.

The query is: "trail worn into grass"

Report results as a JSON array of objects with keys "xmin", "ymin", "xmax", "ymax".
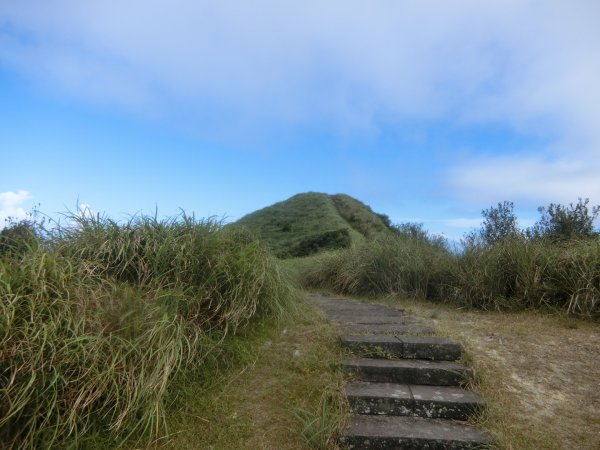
[
  {"xmin": 160, "ymin": 301, "xmax": 346, "ymax": 450},
  {"xmin": 377, "ymin": 296, "xmax": 600, "ymax": 450}
]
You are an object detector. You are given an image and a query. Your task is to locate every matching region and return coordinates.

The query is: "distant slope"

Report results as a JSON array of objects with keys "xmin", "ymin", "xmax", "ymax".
[{"xmin": 233, "ymin": 192, "xmax": 394, "ymax": 258}]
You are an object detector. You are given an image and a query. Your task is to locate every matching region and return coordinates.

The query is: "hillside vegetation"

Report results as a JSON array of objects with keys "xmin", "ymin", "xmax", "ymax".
[
  {"xmin": 234, "ymin": 192, "xmax": 393, "ymax": 258},
  {"xmin": 0, "ymin": 213, "xmax": 297, "ymax": 449},
  {"xmin": 299, "ymin": 198, "xmax": 600, "ymax": 318}
]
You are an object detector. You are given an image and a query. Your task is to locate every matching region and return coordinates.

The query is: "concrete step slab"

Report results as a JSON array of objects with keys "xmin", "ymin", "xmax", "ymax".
[
  {"xmin": 341, "ymin": 335, "xmax": 405, "ymax": 358},
  {"xmin": 343, "ymin": 357, "xmax": 472, "ymax": 386},
  {"xmin": 341, "ymin": 335, "xmax": 462, "ymax": 361},
  {"xmin": 340, "ymin": 324, "xmax": 435, "ymax": 336},
  {"xmin": 340, "ymin": 415, "xmax": 493, "ymax": 449},
  {"xmin": 346, "ymin": 382, "xmax": 485, "ymax": 420},
  {"xmin": 328, "ymin": 315, "xmax": 420, "ymax": 326},
  {"xmin": 341, "ymin": 324, "xmax": 434, "ymax": 336},
  {"xmin": 401, "ymin": 336, "xmax": 462, "ymax": 361}
]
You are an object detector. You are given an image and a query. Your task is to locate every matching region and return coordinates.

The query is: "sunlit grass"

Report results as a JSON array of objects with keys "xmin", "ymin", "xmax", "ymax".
[
  {"xmin": 299, "ymin": 234, "xmax": 600, "ymax": 318},
  {"xmin": 161, "ymin": 301, "xmax": 348, "ymax": 450},
  {"xmin": 0, "ymin": 213, "xmax": 297, "ymax": 448}
]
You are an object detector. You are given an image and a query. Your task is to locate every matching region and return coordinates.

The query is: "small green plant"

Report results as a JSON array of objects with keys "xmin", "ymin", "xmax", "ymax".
[{"xmin": 292, "ymin": 389, "xmax": 346, "ymax": 449}]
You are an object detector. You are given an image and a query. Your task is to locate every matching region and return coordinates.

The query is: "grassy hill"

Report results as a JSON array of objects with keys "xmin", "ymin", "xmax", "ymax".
[{"xmin": 233, "ymin": 192, "xmax": 394, "ymax": 257}]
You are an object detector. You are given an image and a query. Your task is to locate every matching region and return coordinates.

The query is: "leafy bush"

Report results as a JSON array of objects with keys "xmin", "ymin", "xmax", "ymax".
[
  {"xmin": 529, "ymin": 198, "xmax": 599, "ymax": 241},
  {"xmin": 0, "ymin": 220, "xmax": 41, "ymax": 257},
  {"xmin": 463, "ymin": 201, "xmax": 522, "ymax": 248}
]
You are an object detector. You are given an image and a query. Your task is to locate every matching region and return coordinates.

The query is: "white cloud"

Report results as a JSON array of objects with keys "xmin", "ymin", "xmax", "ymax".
[
  {"xmin": 449, "ymin": 154, "xmax": 600, "ymax": 206},
  {"xmin": 1, "ymin": 1, "xmax": 598, "ymax": 134},
  {"xmin": 77, "ymin": 203, "xmax": 95, "ymax": 220},
  {"xmin": 0, "ymin": 190, "xmax": 31, "ymax": 228},
  {"xmin": 1, "ymin": 1, "xmax": 599, "ymax": 203}
]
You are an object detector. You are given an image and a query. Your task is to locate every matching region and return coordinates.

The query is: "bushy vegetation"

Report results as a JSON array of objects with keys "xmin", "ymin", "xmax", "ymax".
[
  {"xmin": 0, "ymin": 213, "xmax": 296, "ymax": 449},
  {"xmin": 529, "ymin": 198, "xmax": 600, "ymax": 241},
  {"xmin": 301, "ymin": 199, "xmax": 600, "ymax": 318},
  {"xmin": 301, "ymin": 233, "xmax": 456, "ymax": 301},
  {"xmin": 233, "ymin": 192, "xmax": 393, "ymax": 257}
]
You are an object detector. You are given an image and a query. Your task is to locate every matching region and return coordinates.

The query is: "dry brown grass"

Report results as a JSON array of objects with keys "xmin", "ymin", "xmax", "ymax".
[{"xmin": 377, "ymin": 295, "xmax": 600, "ymax": 450}]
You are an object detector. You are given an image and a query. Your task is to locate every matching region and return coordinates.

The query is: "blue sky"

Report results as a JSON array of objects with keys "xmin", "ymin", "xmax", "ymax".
[{"xmin": 1, "ymin": 0, "xmax": 599, "ymax": 240}]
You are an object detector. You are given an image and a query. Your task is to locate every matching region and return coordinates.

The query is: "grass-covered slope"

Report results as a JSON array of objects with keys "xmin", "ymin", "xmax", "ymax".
[
  {"xmin": 0, "ymin": 214, "xmax": 297, "ymax": 449},
  {"xmin": 233, "ymin": 192, "xmax": 393, "ymax": 257}
]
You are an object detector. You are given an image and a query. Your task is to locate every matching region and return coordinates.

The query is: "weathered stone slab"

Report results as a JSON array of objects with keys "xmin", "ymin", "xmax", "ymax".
[
  {"xmin": 341, "ymin": 324, "xmax": 435, "ymax": 335},
  {"xmin": 340, "ymin": 415, "xmax": 493, "ymax": 449},
  {"xmin": 346, "ymin": 382, "xmax": 414, "ymax": 416},
  {"xmin": 410, "ymin": 385, "xmax": 485, "ymax": 420},
  {"xmin": 346, "ymin": 381, "xmax": 485, "ymax": 420},
  {"xmin": 309, "ymin": 295, "xmax": 409, "ymax": 318},
  {"xmin": 341, "ymin": 335, "xmax": 462, "ymax": 361},
  {"xmin": 341, "ymin": 335, "xmax": 405, "ymax": 358},
  {"xmin": 342, "ymin": 357, "xmax": 472, "ymax": 386},
  {"xmin": 328, "ymin": 314, "xmax": 418, "ymax": 325},
  {"xmin": 399, "ymin": 336, "xmax": 462, "ymax": 361}
]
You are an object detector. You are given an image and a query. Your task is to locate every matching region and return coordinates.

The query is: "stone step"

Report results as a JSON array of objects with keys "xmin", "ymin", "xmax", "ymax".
[
  {"xmin": 341, "ymin": 335, "xmax": 462, "ymax": 361},
  {"xmin": 343, "ymin": 357, "xmax": 472, "ymax": 386},
  {"xmin": 346, "ymin": 382, "xmax": 485, "ymax": 420},
  {"xmin": 328, "ymin": 314, "xmax": 420, "ymax": 326},
  {"xmin": 340, "ymin": 323, "xmax": 435, "ymax": 335},
  {"xmin": 340, "ymin": 415, "xmax": 493, "ymax": 449}
]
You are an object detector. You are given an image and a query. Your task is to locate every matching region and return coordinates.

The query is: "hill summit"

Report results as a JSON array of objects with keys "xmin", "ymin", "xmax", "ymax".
[{"xmin": 234, "ymin": 192, "xmax": 394, "ymax": 258}]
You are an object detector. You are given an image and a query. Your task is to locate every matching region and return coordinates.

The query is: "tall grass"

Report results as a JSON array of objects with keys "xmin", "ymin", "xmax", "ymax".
[
  {"xmin": 452, "ymin": 238, "xmax": 600, "ymax": 316},
  {"xmin": 300, "ymin": 234, "xmax": 599, "ymax": 318},
  {"xmin": 0, "ymin": 213, "xmax": 296, "ymax": 449},
  {"xmin": 302, "ymin": 234, "xmax": 455, "ymax": 300}
]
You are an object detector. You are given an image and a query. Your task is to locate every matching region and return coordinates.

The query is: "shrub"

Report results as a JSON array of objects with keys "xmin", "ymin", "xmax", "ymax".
[
  {"xmin": 529, "ymin": 198, "xmax": 599, "ymax": 241},
  {"xmin": 463, "ymin": 201, "xmax": 522, "ymax": 248},
  {"xmin": 0, "ymin": 220, "xmax": 40, "ymax": 257}
]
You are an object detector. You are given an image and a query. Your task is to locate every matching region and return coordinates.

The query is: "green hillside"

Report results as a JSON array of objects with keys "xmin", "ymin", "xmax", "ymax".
[{"xmin": 233, "ymin": 192, "xmax": 394, "ymax": 257}]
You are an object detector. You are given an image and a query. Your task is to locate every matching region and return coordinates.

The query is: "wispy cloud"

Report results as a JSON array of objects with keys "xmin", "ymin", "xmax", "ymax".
[
  {"xmin": 1, "ymin": 1, "xmax": 597, "ymax": 133},
  {"xmin": 449, "ymin": 154, "xmax": 600, "ymax": 206},
  {"xmin": 1, "ymin": 1, "xmax": 599, "ymax": 204},
  {"xmin": 0, "ymin": 190, "xmax": 31, "ymax": 228}
]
